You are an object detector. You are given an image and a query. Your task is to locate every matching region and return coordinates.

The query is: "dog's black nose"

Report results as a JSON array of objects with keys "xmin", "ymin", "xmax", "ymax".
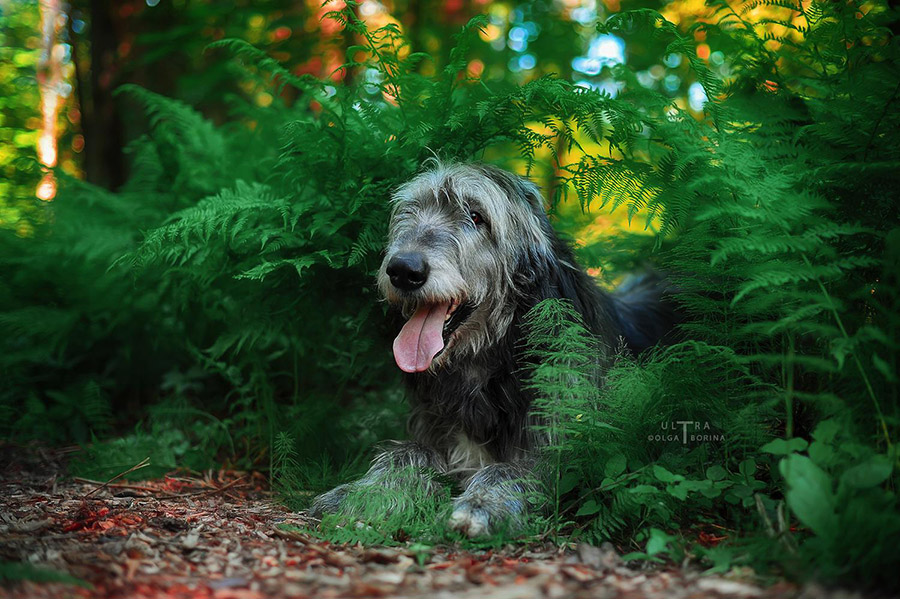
[{"xmin": 386, "ymin": 252, "xmax": 429, "ymax": 291}]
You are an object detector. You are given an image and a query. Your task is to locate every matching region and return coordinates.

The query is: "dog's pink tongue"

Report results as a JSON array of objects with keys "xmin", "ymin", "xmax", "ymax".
[{"xmin": 393, "ymin": 302, "xmax": 450, "ymax": 373}]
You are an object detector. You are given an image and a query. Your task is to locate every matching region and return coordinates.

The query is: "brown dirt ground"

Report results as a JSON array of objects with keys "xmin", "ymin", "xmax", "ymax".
[{"xmin": 0, "ymin": 444, "xmax": 868, "ymax": 599}]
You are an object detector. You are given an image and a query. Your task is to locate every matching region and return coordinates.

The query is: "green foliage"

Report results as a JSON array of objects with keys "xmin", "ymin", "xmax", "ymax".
[
  {"xmin": 69, "ymin": 400, "xmax": 235, "ymax": 480},
  {"xmin": 0, "ymin": 0, "xmax": 47, "ymax": 233},
  {"xmin": 517, "ymin": 0, "xmax": 899, "ymax": 588},
  {"xmin": 523, "ymin": 300, "xmax": 776, "ymax": 547},
  {"xmin": 0, "ymin": 172, "xmax": 181, "ymax": 444},
  {"xmin": 771, "ymin": 421, "xmax": 900, "ymax": 582},
  {"xmin": 0, "ymin": 561, "xmax": 91, "ymax": 589},
  {"xmin": 522, "ymin": 299, "xmax": 608, "ymax": 535},
  {"xmin": 311, "ymin": 467, "xmax": 457, "ymax": 547},
  {"xmin": 296, "ymin": 466, "xmax": 523, "ymax": 548}
]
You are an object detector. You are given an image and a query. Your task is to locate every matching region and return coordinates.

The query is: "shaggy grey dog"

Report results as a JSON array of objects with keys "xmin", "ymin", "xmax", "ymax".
[{"xmin": 310, "ymin": 161, "xmax": 676, "ymax": 537}]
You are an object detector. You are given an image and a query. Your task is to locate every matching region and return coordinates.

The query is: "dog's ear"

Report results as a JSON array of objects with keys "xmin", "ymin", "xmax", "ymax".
[
  {"xmin": 476, "ymin": 163, "xmax": 547, "ymax": 216},
  {"xmin": 476, "ymin": 164, "xmax": 614, "ymax": 322},
  {"xmin": 523, "ymin": 224, "xmax": 623, "ymax": 340},
  {"xmin": 530, "ymin": 229, "xmax": 596, "ymax": 306},
  {"xmin": 475, "ymin": 165, "xmax": 553, "ymax": 285},
  {"xmin": 503, "ymin": 173, "xmax": 617, "ymax": 330}
]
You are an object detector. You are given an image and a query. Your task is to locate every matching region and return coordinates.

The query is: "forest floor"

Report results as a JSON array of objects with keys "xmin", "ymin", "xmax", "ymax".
[{"xmin": 0, "ymin": 445, "xmax": 868, "ymax": 599}]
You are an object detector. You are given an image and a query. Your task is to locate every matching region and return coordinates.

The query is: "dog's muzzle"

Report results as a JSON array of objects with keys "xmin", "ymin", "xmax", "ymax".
[{"xmin": 386, "ymin": 252, "xmax": 429, "ymax": 291}]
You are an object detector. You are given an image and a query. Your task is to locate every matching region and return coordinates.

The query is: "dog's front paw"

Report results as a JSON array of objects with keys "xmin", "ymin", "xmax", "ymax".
[
  {"xmin": 448, "ymin": 500, "xmax": 492, "ymax": 537},
  {"xmin": 449, "ymin": 490, "xmax": 527, "ymax": 538},
  {"xmin": 309, "ymin": 483, "xmax": 352, "ymax": 518}
]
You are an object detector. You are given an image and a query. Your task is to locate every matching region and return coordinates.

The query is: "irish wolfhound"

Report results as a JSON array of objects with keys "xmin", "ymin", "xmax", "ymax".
[{"xmin": 310, "ymin": 161, "xmax": 676, "ymax": 537}]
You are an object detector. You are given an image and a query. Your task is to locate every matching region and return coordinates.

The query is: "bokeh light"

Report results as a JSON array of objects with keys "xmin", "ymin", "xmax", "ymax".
[{"xmin": 572, "ymin": 34, "xmax": 625, "ymax": 75}]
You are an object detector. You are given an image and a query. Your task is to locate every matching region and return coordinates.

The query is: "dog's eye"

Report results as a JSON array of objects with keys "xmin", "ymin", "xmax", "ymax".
[{"xmin": 469, "ymin": 211, "xmax": 485, "ymax": 226}]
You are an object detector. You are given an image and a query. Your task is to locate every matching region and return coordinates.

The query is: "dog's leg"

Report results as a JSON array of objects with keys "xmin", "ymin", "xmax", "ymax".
[
  {"xmin": 449, "ymin": 461, "xmax": 537, "ymax": 537},
  {"xmin": 309, "ymin": 441, "xmax": 448, "ymax": 518}
]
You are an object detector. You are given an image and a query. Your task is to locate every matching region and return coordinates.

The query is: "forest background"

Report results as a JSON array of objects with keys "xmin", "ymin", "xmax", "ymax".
[{"xmin": 1, "ymin": 0, "xmax": 898, "ymax": 590}]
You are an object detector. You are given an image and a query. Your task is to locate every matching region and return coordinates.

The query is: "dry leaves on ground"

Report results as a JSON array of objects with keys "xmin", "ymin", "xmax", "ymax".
[{"xmin": 0, "ymin": 446, "xmax": 863, "ymax": 599}]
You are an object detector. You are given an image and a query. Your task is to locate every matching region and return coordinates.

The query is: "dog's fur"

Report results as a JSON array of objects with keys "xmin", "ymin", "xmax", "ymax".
[{"xmin": 310, "ymin": 162, "xmax": 676, "ymax": 536}]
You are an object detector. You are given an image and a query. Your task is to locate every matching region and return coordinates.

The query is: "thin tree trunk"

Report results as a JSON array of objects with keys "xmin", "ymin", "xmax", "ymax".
[
  {"xmin": 36, "ymin": 0, "xmax": 63, "ymax": 199},
  {"xmin": 83, "ymin": 0, "xmax": 125, "ymax": 189}
]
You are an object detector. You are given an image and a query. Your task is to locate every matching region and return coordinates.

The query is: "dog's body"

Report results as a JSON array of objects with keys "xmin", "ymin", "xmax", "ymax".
[{"xmin": 311, "ymin": 162, "xmax": 676, "ymax": 536}]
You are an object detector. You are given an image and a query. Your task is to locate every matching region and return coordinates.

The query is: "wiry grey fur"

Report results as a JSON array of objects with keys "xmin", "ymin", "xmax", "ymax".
[{"xmin": 310, "ymin": 161, "xmax": 677, "ymax": 537}]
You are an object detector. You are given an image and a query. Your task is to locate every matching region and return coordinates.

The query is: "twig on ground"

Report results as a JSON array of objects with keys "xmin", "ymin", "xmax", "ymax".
[
  {"xmin": 157, "ymin": 474, "xmax": 248, "ymax": 499},
  {"xmin": 83, "ymin": 457, "xmax": 151, "ymax": 498},
  {"xmin": 73, "ymin": 477, "xmax": 159, "ymax": 493},
  {"xmin": 76, "ymin": 472, "xmax": 248, "ymax": 500}
]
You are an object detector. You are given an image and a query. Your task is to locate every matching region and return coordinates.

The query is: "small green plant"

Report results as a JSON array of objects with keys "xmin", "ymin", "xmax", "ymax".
[
  {"xmin": 294, "ymin": 465, "xmax": 456, "ymax": 546},
  {"xmin": 522, "ymin": 298, "xmax": 611, "ymax": 538},
  {"xmin": 0, "ymin": 561, "xmax": 91, "ymax": 589}
]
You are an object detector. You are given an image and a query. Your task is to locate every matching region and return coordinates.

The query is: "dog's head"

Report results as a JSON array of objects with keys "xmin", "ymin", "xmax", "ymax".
[{"xmin": 378, "ymin": 162, "xmax": 556, "ymax": 373}]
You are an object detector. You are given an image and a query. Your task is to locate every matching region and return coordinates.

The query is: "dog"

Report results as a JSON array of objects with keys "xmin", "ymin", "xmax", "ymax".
[{"xmin": 310, "ymin": 161, "xmax": 677, "ymax": 537}]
